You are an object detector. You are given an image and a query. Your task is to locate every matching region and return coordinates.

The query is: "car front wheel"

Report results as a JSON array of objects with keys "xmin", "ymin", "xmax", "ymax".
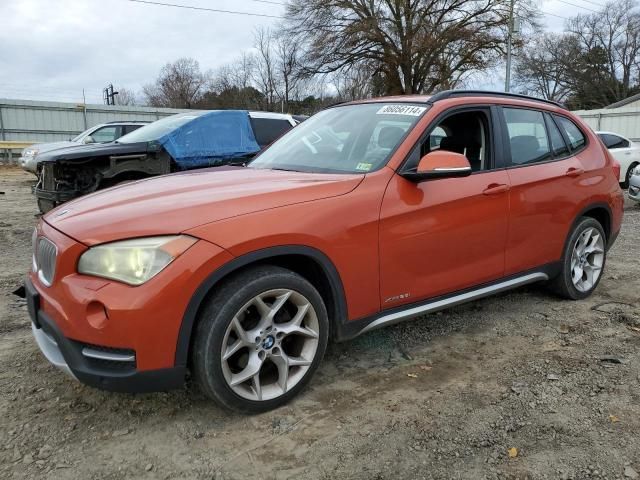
[{"xmin": 192, "ymin": 266, "xmax": 328, "ymax": 413}]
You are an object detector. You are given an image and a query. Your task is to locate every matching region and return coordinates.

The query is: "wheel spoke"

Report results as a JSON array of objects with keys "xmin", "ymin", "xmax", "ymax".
[
  {"xmin": 271, "ymin": 352, "xmax": 290, "ymax": 392},
  {"xmin": 572, "ymin": 265, "xmax": 583, "ymax": 284},
  {"xmin": 223, "ymin": 339, "xmax": 244, "ymax": 361},
  {"xmin": 251, "ymin": 372, "xmax": 262, "ymax": 401},
  {"xmin": 230, "ymin": 316, "xmax": 250, "ymax": 343},
  {"xmin": 278, "ymin": 323, "xmax": 319, "ymax": 339},
  {"xmin": 230, "ymin": 351, "xmax": 264, "ymax": 387},
  {"xmin": 287, "ymin": 355, "xmax": 312, "ymax": 367}
]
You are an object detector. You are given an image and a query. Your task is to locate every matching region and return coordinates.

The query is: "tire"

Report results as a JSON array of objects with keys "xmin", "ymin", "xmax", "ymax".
[
  {"xmin": 550, "ymin": 217, "xmax": 607, "ymax": 300},
  {"xmin": 192, "ymin": 265, "xmax": 329, "ymax": 413},
  {"xmin": 621, "ymin": 162, "xmax": 638, "ymax": 189}
]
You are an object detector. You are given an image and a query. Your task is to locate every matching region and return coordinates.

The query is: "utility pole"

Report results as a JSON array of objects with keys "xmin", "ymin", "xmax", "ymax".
[
  {"xmin": 505, "ymin": 0, "xmax": 516, "ymax": 93},
  {"xmin": 102, "ymin": 84, "xmax": 119, "ymax": 105}
]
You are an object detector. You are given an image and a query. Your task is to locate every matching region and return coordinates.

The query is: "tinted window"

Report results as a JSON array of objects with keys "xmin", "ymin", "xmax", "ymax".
[
  {"xmin": 91, "ymin": 126, "xmax": 119, "ymax": 143},
  {"xmin": 250, "ymin": 118, "xmax": 293, "ymax": 147},
  {"xmin": 123, "ymin": 124, "xmax": 145, "ymax": 136},
  {"xmin": 555, "ymin": 116, "xmax": 586, "ymax": 151},
  {"xmin": 545, "ymin": 114, "xmax": 569, "ymax": 158},
  {"xmin": 503, "ymin": 108, "xmax": 551, "ymax": 165},
  {"xmin": 598, "ymin": 133, "xmax": 629, "ymax": 149}
]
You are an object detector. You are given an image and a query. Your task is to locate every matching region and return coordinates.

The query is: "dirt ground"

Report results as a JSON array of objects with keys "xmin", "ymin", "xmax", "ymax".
[{"xmin": 0, "ymin": 166, "xmax": 639, "ymax": 480}]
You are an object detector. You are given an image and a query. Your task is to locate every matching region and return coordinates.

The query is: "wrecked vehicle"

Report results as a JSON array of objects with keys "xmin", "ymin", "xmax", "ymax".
[{"xmin": 33, "ymin": 110, "xmax": 298, "ymax": 213}]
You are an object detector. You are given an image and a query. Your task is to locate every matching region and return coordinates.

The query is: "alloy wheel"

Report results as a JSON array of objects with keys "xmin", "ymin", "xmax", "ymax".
[
  {"xmin": 220, "ymin": 289, "xmax": 320, "ymax": 401},
  {"xmin": 570, "ymin": 227, "xmax": 605, "ymax": 292}
]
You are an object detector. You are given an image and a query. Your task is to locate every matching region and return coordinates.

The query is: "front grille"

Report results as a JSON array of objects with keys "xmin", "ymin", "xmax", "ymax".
[{"xmin": 36, "ymin": 237, "xmax": 57, "ymax": 286}]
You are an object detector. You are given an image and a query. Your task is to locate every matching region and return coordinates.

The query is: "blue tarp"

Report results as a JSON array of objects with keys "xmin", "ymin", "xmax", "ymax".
[{"xmin": 158, "ymin": 110, "xmax": 261, "ymax": 169}]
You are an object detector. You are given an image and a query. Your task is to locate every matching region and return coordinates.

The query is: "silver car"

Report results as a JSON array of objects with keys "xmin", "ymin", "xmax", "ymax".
[
  {"xmin": 19, "ymin": 121, "xmax": 148, "ymax": 173},
  {"xmin": 628, "ymin": 165, "xmax": 640, "ymax": 203}
]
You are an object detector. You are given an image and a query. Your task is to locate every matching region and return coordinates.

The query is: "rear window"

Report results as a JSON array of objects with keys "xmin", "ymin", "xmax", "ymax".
[
  {"xmin": 555, "ymin": 116, "xmax": 586, "ymax": 151},
  {"xmin": 598, "ymin": 133, "xmax": 629, "ymax": 150},
  {"xmin": 250, "ymin": 118, "xmax": 292, "ymax": 147}
]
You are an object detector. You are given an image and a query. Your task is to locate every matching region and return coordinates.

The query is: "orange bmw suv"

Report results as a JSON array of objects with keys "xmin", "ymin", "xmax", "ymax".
[{"xmin": 25, "ymin": 91, "xmax": 624, "ymax": 412}]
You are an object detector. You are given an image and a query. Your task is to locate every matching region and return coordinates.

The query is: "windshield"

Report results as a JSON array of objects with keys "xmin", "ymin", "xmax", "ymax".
[
  {"xmin": 117, "ymin": 112, "xmax": 208, "ymax": 144},
  {"xmin": 72, "ymin": 126, "xmax": 96, "ymax": 142},
  {"xmin": 248, "ymin": 103, "xmax": 428, "ymax": 174}
]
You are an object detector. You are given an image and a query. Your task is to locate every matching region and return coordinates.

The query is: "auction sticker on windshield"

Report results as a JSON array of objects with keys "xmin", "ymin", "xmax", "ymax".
[{"xmin": 377, "ymin": 105, "xmax": 426, "ymax": 116}]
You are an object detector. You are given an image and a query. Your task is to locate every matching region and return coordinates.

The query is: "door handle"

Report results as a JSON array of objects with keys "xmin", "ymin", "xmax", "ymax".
[
  {"xmin": 565, "ymin": 167, "xmax": 584, "ymax": 177},
  {"xmin": 482, "ymin": 183, "xmax": 510, "ymax": 195}
]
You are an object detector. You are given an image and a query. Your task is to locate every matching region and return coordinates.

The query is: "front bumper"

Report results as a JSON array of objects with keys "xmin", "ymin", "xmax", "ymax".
[{"xmin": 27, "ymin": 278, "xmax": 186, "ymax": 392}]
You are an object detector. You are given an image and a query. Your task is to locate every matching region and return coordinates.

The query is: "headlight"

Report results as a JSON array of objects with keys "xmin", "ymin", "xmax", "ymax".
[
  {"xmin": 635, "ymin": 165, "xmax": 640, "ymax": 176},
  {"xmin": 78, "ymin": 235, "xmax": 197, "ymax": 285},
  {"xmin": 23, "ymin": 148, "xmax": 38, "ymax": 157}
]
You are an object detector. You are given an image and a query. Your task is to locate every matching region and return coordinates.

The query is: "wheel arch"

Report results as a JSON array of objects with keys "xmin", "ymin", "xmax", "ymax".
[
  {"xmin": 578, "ymin": 203, "xmax": 612, "ymax": 242},
  {"xmin": 175, "ymin": 245, "xmax": 348, "ymax": 367}
]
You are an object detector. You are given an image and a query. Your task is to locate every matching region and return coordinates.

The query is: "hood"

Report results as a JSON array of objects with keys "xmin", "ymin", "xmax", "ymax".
[
  {"xmin": 37, "ymin": 141, "xmax": 149, "ymax": 163},
  {"xmin": 44, "ymin": 167, "xmax": 364, "ymax": 245},
  {"xmin": 26, "ymin": 140, "xmax": 79, "ymax": 156}
]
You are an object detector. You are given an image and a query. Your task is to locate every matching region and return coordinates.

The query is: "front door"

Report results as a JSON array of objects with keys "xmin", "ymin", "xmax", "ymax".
[{"xmin": 379, "ymin": 107, "xmax": 510, "ymax": 309}]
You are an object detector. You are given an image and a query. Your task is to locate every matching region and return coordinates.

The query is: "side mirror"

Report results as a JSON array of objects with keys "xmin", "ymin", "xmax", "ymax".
[
  {"xmin": 402, "ymin": 150, "xmax": 472, "ymax": 182},
  {"xmin": 83, "ymin": 135, "xmax": 95, "ymax": 144}
]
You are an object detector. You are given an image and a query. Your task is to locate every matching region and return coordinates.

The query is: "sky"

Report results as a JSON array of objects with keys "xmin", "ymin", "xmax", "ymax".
[{"xmin": 0, "ymin": 0, "xmax": 590, "ymax": 104}]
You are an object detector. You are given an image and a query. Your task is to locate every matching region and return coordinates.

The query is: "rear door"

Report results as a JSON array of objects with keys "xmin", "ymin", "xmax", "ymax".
[{"xmin": 500, "ymin": 107, "xmax": 586, "ymax": 275}]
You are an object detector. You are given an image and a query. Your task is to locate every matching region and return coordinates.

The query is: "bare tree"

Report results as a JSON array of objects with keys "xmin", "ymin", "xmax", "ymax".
[
  {"xmin": 514, "ymin": 33, "xmax": 574, "ymax": 102},
  {"xmin": 284, "ymin": 0, "xmax": 518, "ymax": 95},
  {"xmin": 253, "ymin": 27, "xmax": 278, "ymax": 109},
  {"xmin": 114, "ymin": 87, "xmax": 139, "ymax": 106},
  {"xmin": 143, "ymin": 58, "xmax": 208, "ymax": 108},
  {"xmin": 567, "ymin": 0, "xmax": 640, "ymax": 103}
]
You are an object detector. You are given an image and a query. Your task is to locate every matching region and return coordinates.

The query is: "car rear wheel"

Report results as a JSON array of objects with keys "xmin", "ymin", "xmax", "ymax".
[
  {"xmin": 621, "ymin": 162, "xmax": 638, "ymax": 189},
  {"xmin": 550, "ymin": 217, "xmax": 606, "ymax": 300},
  {"xmin": 192, "ymin": 266, "xmax": 328, "ymax": 413}
]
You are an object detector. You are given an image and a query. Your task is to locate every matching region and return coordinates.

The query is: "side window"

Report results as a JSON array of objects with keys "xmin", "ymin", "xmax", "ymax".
[
  {"xmin": 123, "ymin": 124, "xmax": 144, "ymax": 136},
  {"xmin": 250, "ymin": 118, "xmax": 293, "ymax": 147},
  {"xmin": 555, "ymin": 116, "xmax": 586, "ymax": 151},
  {"xmin": 599, "ymin": 133, "xmax": 629, "ymax": 149},
  {"xmin": 544, "ymin": 114, "xmax": 569, "ymax": 158},
  {"xmin": 406, "ymin": 109, "xmax": 492, "ymax": 172},
  {"xmin": 503, "ymin": 108, "xmax": 551, "ymax": 166},
  {"xmin": 90, "ymin": 126, "xmax": 119, "ymax": 143}
]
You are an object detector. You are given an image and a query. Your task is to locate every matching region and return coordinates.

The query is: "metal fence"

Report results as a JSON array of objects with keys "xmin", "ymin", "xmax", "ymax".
[
  {"xmin": 573, "ymin": 107, "xmax": 640, "ymax": 141},
  {"xmin": 0, "ymin": 98, "xmax": 190, "ymax": 163}
]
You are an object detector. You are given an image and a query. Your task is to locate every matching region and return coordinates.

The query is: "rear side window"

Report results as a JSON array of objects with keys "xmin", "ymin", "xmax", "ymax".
[
  {"xmin": 545, "ymin": 114, "xmax": 569, "ymax": 158},
  {"xmin": 503, "ymin": 108, "xmax": 551, "ymax": 166},
  {"xmin": 250, "ymin": 118, "xmax": 292, "ymax": 147},
  {"xmin": 555, "ymin": 116, "xmax": 586, "ymax": 151},
  {"xmin": 598, "ymin": 133, "xmax": 629, "ymax": 149},
  {"xmin": 123, "ymin": 124, "xmax": 144, "ymax": 136}
]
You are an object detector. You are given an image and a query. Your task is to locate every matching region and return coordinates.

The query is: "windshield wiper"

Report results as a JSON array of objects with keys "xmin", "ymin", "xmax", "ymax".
[{"xmin": 270, "ymin": 167, "xmax": 300, "ymax": 172}]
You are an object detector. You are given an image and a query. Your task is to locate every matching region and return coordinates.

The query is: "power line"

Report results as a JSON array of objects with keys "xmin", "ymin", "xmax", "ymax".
[
  {"xmin": 541, "ymin": 10, "xmax": 569, "ymax": 20},
  {"xmin": 552, "ymin": 0, "xmax": 599, "ymax": 13},
  {"xmin": 126, "ymin": 0, "xmax": 284, "ymax": 19},
  {"xmin": 571, "ymin": 0, "xmax": 605, "ymax": 7}
]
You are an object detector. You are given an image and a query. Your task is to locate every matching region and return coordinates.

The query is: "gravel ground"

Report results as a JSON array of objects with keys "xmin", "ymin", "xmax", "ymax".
[{"xmin": 0, "ymin": 166, "xmax": 639, "ymax": 480}]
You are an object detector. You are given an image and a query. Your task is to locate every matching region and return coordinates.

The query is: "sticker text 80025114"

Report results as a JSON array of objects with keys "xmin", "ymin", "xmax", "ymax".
[{"xmin": 376, "ymin": 105, "xmax": 427, "ymax": 116}]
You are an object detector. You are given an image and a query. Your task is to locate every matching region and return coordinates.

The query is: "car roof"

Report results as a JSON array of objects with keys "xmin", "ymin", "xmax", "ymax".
[{"xmin": 341, "ymin": 90, "xmax": 566, "ymax": 110}]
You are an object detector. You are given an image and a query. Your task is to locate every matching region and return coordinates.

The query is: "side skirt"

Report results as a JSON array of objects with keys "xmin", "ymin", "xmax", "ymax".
[{"xmin": 335, "ymin": 263, "xmax": 560, "ymax": 341}]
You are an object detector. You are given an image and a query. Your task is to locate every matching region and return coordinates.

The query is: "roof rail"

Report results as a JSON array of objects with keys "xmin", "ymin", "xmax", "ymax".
[
  {"xmin": 105, "ymin": 120, "xmax": 151, "ymax": 124},
  {"xmin": 428, "ymin": 90, "xmax": 564, "ymax": 108}
]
